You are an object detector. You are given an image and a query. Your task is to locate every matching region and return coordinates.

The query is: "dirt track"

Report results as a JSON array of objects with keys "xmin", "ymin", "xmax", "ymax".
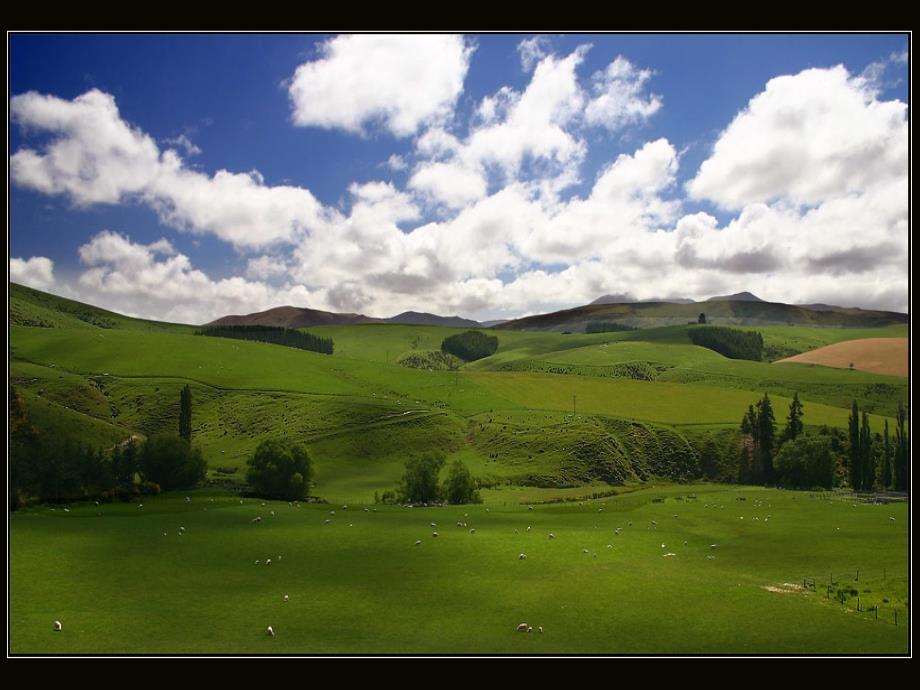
[{"xmin": 777, "ymin": 338, "xmax": 908, "ymax": 377}]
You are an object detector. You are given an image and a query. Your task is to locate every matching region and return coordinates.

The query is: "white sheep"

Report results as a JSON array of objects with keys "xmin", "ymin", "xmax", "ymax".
[
  {"xmin": 663, "ymin": 552, "xmax": 676, "ymax": 557},
  {"xmin": 583, "ymin": 548, "xmax": 589, "ymax": 554},
  {"xmin": 430, "ymin": 522, "xmax": 437, "ymax": 527},
  {"xmin": 283, "ymin": 595, "xmax": 289, "ymax": 602},
  {"xmin": 710, "ymin": 544, "xmax": 717, "ymax": 549},
  {"xmin": 538, "ymin": 626, "xmax": 543, "ymax": 633},
  {"xmin": 432, "ymin": 531, "xmax": 439, "ymax": 537},
  {"xmin": 519, "ymin": 553, "xmax": 527, "ymax": 560},
  {"xmin": 251, "ymin": 516, "xmax": 262, "ymax": 523},
  {"xmin": 266, "ymin": 626, "xmax": 274, "ymax": 637},
  {"xmin": 270, "ymin": 511, "xmax": 275, "ymax": 516},
  {"xmin": 266, "ymin": 558, "xmax": 272, "ymax": 566},
  {"xmin": 186, "ymin": 496, "xmax": 191, "ymax": 502},
  {"xmin": 526, "ymin": 526, "xmax": 531, "ymax": 532},
  {"xmin": 516, "ymin": 623, "xmax": 529, "ymax": 632},
  {"xmin": 255, "ymin": 560, "xmax": 260, "ymax": 565},
  {"xmin": 548, "ymin": 533, "xmax": 555, "ymax": 539},
  {"xmin": 415, "ymin": 539, "xmax": 422, "ymax": 546},
  {"xmin": 323, "ymin": 519, "xmax": 331, "ymax": 525},
  {"xmin": 54, "ymin": 620, "xmax": 62, "ymax": 631},
  {"xmin": 661, "ymin": 543, "xmax": 666, "ymax": 548},
  {"xmin": 469, "ymin": 528, "xmax": 476, "ymax": 534}
]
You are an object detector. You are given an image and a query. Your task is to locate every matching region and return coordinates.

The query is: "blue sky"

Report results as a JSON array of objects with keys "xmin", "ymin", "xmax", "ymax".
[{"xmin": 8, "ymin": 33, "xmax": 910, "ymax": 323}]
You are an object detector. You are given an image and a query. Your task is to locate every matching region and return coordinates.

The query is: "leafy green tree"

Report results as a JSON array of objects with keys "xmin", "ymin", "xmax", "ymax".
[
  {"xmin": 139, "ymin": 434, "xmax": 206, "ymax": 490},
  {"xmin": 246, "ymin": 439, "xmax": 314, "ymax": 501},
  {"xmin": 698, "ymin": 437, "xmax": 721, "ymax": 480},
  {"xmin": 179, "ymin": 385, "xmax": 192, "ymax": 443},
  {"xmin": 399, "ymin": 452, "xmax": 445, "ymax": 504},
  {"xmin": 698, "ymin": 312, "xmax": 706, "ymax": 324},
  {"xmin": 443, "ymin": 459, "xmax": 481, "ymax": 504},
  {"xmin": 774, "ymin": 435, "xmax": 836, "ymax": 489},
  {"xmin": 781, "ymin": 393, "xmax": 804, "ymax": 445}
]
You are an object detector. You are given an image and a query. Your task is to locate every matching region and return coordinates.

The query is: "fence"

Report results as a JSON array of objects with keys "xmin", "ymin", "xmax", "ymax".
[{"xmin": 805, "ymin": 568, "xmax": 909, "ymax": 627}]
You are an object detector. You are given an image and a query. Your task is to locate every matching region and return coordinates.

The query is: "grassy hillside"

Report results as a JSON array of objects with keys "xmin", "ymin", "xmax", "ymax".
[{"xmin": 8, "ymin": 287, "xmax": 909, "ymax": 504}]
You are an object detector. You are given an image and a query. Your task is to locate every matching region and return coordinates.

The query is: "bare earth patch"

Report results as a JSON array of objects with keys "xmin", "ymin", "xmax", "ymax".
[
  {"xmin": 763, "ymin": 583, "xmax": 805, "ymax": 594},
  {"xmin": 776, "ymin": 338, "xmax": 908, "ymax": 377}
]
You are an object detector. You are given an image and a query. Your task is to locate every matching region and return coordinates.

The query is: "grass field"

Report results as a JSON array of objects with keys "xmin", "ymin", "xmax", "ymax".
[{"xmin": 10, "ymin": 484, "xmax": 908, "ymax": 654}]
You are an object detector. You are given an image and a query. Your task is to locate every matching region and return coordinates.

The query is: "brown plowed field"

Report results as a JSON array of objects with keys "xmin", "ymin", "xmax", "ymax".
[{"xmin": 777, "ymin": 338, "xmax": 908, "ymax": 377}]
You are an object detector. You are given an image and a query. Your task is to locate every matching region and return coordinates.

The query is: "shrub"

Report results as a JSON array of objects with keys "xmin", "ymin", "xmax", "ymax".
[
  {"xmin": 138, "ymin": 435, "xmax": 207, "ymax": 491},
  {"xmin": 246, "ymin": 439, "xmax": 314, "ymax": 501},
  {"xmin": 443, "ymin": 459, "xmax": 482, "ymax": 504},
  {"xmin": 774, "ymin": 435, "xmax": 836, "ymax": 489}
]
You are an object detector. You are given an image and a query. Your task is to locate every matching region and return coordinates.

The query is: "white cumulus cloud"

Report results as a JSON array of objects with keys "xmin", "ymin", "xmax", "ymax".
[
  {"xmin": 687, "ymin": 65, "xmax": 908, "ymax": 210},
  {"xmin": 10, "ymin": 256, "xmax": 56, "ymax": 291},
  {"xmin": 287, "ymin": 34, "xmax": 474, "ymax": 137}
]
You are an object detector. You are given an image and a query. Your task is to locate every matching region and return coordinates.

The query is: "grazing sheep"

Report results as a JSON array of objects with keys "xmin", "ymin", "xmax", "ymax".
[
  {"xmin": 528, "ymin": 626, "xmax": 533, "ymax": 632},
  {"xmin": 255, "ymin": 560, "xmax": 260, "ymax": 565},
  {"xmin": 270, "ymin": 511, "xmax": 275, "ymax": 516},
  {"xmin": 179, "ymin": 526, "xmax": 185, "ymax": 532},
  {"xmin": 163, "ymin": 532, "xmax": 168, "ymax": 537},
  {"xmin": 469, "ymin": 528, "xmax": 476, "ymax": 534},
  {"xmin": 519, "ymin": 553, "xmax": 527, "ymax": 560},
  {"xmin": 251, "ymin": 516, "xmax": 262, "ymax": 523},
  {"xmin": 278, "ymin": 555, "xmax": 282, "ymax": 560},
  {"xmin": 54, "ymin": 621, "xmax": 62, "ymax": 631},
  {"xmin": 186, "ymin": 496, "xmax": 191, "ymax": 502},
  {"xmin": 430, "ymin": 522, "xmax": 437, "ymax": 528},
  {"xmin": 343, "ymin": 505, "xmax": 348, "ymax": 510},
  {"xmin": 283, "ymin": 595, "xmax": 289, "ymax": 602},
  {"xmin": 261, "ymin": 502, "xmax": 266, "ymax": 507},
  {"xmin": 415, "ymin": 540, "xmax": 422, "ymax": 546},
  {"xmin": 710, "ymin": 544, "xmax": 717, "ymax": 549},
  {"xmin": 323, "ymin": 519, "xmax": 331, "ymax": 525},
  {"xmin": 266, "ymin": 558, "xmax": 272, "ymax": 565},
  {"xmin": 889, "ymin": 516, "xmax": 896, "ymax": 521},
  {"xmin": 516, "ymin": 623, "xmax": 529, "ymax": 632},
  {"xmin": 432, "ymin": 532, "xmax": 439, "ymax": 537},
  {"xmin": 583, "ymin": 549, "xmax": 589, "ymax": 554},
  {"xmin": 548, "ymin": 533, "xmax": 555, "ymax": 539},
  {"xmin": 526, "ymin": 526, "xmax": 531, "ymax": 532},
  {"xmin": 138, "ymin": 504, "xmax": 144, "ymax": 508},
  {"xmin": 64, "ymin": 508, "xmax": 70, "ymax": 513},
  {"xmin": 650, "ymin": 520, "xmax": 657, "ymax": 527},
  {"xmin": 606, "ymin": 544, "xmax": 613, "ymax": 549},
  {"xmin": 663, "ymin": 552, "xmax": 676, "ymax": 557},
  {"xmin": 330, "ymin": 511, "xmax": 335, "ymax": 515},
  {"xmin": 628, "ymin": 521, "xmax": 633, "ymax": 527},
  {"xmin": 683, "ymin": 541, "xmax": 688, "ymax": 546},
  {"xmin": 266, "ymin": 626, "xmax": 274, "ymax": 637},
  {"xmin": 514, "ymin": 529, "xmax": 519, "ymax": 534},
  {"xmin": 240, "ymin": 500, "xmax": 244, "ymax": 505},
  {"xmin": 707, "ymin": 555, "xmax": 716, "ymax": 560},
  {"xmin": 538, "ymin": 626, "xmax": 543, "ymax": 633}
]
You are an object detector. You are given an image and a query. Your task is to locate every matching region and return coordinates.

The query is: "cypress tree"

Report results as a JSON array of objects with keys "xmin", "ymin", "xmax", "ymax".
[
  {"xmin": 848, "ymin": 401, "xmax": 861, "ymax": 491},
  {"xmin": 860, "ymin": 411, "xmax": 873, "ymax": 492},
  {"xmin": 894, "ymin": 402, "xmax": 908, "ymax": 492},
  {"xmin": 782, "ymin": 392, "xmax": 804, "ymax": 445},
  {"xmin": 758, "ymin": 393, "xmax": 776, "ymax": 484},
  {"xmin": 882, "ymin": 420, "xmax": 892, "ymax": 490}
]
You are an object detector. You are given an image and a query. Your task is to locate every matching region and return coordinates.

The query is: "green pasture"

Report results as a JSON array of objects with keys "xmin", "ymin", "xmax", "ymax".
[{"xmin": 10, "ymin": 484, "xmax": 908, "ymax": 654}]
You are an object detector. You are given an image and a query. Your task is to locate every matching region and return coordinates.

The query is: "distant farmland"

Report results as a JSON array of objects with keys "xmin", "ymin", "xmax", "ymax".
[{"xmin": 778, "ymin": 338, "xmax": 908, "ymax": 377}]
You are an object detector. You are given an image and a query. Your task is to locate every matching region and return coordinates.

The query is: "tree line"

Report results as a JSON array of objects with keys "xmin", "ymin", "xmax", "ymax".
[
  {"xmin": 196, "ymin": 325, "xmax": 334, "ymax": 355},
  {"xmin": 9, "ymin": 385, "xmax": 206, "ymax": 509},
  {"xmin": 441, "ymin": 331, "xmax": 498, "ymax": 362},
  {"xmin": 736, "ymin": 390, "xmax": 909, "ymax": 491},
  {"xmin": 688, "ymin": 326, "xmax": 764, "ymax": 361}
]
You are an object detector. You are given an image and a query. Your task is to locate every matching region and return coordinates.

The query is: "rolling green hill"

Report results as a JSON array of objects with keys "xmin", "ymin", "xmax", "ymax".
[{"xmin": 9, "ymin": 286, "xmax": 910, "ymax": 504}]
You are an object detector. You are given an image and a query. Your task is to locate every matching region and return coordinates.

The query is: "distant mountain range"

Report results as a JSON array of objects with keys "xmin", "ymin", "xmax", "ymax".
[
  {"xmin": 494, "ymin": 296, "xmax": 908, "ymax": 332},
  {"xmin": 208, "ymin": 307, "xmax": 481, "ymax": 329}
]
